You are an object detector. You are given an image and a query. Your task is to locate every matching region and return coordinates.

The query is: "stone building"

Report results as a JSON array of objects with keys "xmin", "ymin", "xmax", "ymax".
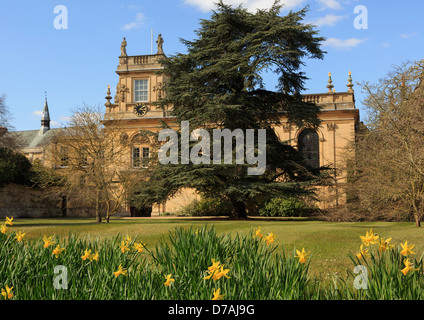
[{"xmin": 10, "ymin": 36, "xmax": 360, "ymax": 217}]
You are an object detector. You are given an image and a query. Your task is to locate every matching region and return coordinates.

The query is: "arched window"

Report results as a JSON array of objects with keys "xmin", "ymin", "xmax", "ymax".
[{"xmin": 298, "ymin": 129, "xmax": 320, "ymax": 168}]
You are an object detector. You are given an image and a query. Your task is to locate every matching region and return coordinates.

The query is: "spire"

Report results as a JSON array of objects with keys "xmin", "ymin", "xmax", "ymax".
[
  {"xmin": 40, "ymin": 92, "xmax": 51, "ymax": 134},
  {"xmin": 327, "ymin": 72, "xmax": 334, "ymax": 93},
  {"xmin": 347, "ymin": 71, "xmax": 354, "ymax": 93}
]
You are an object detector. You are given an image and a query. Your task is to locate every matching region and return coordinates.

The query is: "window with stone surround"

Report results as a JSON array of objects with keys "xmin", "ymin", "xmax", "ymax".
[
  {"xmin": 134, "ymin": 79, "xmax": 149, "ymax": 102},
  {"xmin": 298, "ymin": 129, "xmax": 320, "ymax": 168}
]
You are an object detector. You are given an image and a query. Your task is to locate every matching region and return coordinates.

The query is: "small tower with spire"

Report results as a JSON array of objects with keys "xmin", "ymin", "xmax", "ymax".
[{"xmin": 40, "ymin": 92, "xmax": 51, "ymax": 134}]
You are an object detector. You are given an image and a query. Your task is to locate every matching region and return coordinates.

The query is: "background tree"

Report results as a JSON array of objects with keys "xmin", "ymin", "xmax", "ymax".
[
  {"xmin": 0, "ymin": 94, "xmax": 22, "ymax": 150},
  {"xmin": 132, "ymin": 1, "xmax": 327, "ymax": 219},
  {"xmin": 52, "ymin": 105, "xmax": 141, "ymax": 223},
  {"xmin": 348, "ymin": 60, "xmax": 424, "ymax": 227}
]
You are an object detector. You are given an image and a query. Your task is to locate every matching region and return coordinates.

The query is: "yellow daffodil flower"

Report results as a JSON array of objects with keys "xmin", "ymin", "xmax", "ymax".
[
  {"xmin": 400, "ymin": 241, "xmax": 416, "ymax": 256},
  {"xmin": 114, "ymin": 264, "xmax": 128, "ymax": 277},
  {"xmin": 92, "ymin": 251, "xmax": 99, "ymax": 262},
  {"xmin": 360, "ymin": 229, "xmax": 379, "ymax": 246},
  {"xmin": 214, "ymin": 266, "xmax": 231, "ymax": 280},
  {"xmin": 164, "ymin": 274, "xmax": 175, "ymax": 286},
  {"xmin": 81, "ymin": 249, "xmax": 92, "ymax": 261},
  {"xmin": 15, "ymin": 231, "xmax": 26, "ymax": 242},
  {"xmin": 208, "ymin": 259, "xmax": 221, "ymax": 273},
  {"xmin": 264, "ymin": 232, "xmax": 276, "ymax": 245},
  {"xmin": 42, "ymin": 235, "xmax": 55, "ymax": 248},
  {"xmin": 133, "ymin": 242, "xmax": 146, "ymax": 253},
  {"xmin": 0, "ymin": 224, "xmax": 7, "ymax": 234},
  {"xmin": 378, "ymin": 237, "xmax": 394, "ymax": 252},
  {"xmin": 120, "ymin": 241, "xmax": 130, "ymax": 254},
  {"xmin": 125, "ymin": 236, "xmax": 132, "ymax": 244},
  {"xmin": 295, "ymin": 248, "xmax": 311, "ymax": 264},
  {"xmin": 52, "ymin": 244, "xmax": 65, "ymax": 258},
  {"xmin": 254, "ymin": 227, "xmax": 263, "ymax": 239},
  {"xmin": 5, "ymin": 217, "xmax": 13, "ymax": 226},
  {"xmin": 1, "ymin": 285, "xmax": 13, "ymax": 300},
  {"xmin": 212, "ymin": 288, "xmax": 225, "ymax": 300},
  {"xmin": 401, "ymin": 258, "xmax": 419, "ymax": 276},
  {"xmin": 356, "ymin": 244, "xmax": 370, "ymax": 260}
]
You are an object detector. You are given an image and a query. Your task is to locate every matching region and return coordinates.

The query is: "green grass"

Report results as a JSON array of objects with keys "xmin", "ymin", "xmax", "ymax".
[{"xmin": 8, "ymin": 217, "xmax": 424, "ymax": 280}]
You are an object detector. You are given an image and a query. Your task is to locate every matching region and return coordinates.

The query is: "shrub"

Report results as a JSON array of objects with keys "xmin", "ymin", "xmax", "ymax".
[
  {"xmin": 176, "ymin": 197, "xmax": 233, "ymax": 216},
  {"xmin": 259, "ymin": 196, "xmax": 307, "ymax": 217}
]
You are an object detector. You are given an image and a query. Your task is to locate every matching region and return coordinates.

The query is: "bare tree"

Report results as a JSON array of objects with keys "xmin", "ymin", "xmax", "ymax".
[
  {"xmin": 51, "ymin": 105, "xmax": 144, "ymax": 223},
  {"xmin": 349, "ymin": 60, "xmax": 424, "ymax": 227},
  {"xmin": 0, "ymin": 94, "xmax": 22, "ymax": 150}
]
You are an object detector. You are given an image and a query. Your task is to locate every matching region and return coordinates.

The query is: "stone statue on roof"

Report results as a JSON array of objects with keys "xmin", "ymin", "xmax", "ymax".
[
  {"xmin": 156, "ymin": 34, "xmax": 164, "ymax": 54},
  {"xmin": 121, "ymin": 37, "xmax": 127, "ymax": 56}
]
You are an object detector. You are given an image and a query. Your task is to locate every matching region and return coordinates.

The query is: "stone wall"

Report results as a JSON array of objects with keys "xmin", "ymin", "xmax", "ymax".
[{"xmin": 0, "ymin": 184, "xmax": 97, "ymax": 218}]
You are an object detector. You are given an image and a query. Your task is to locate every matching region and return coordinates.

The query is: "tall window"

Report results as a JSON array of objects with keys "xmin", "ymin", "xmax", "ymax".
[
  {"xmin": 134, "ymin": 79, "xmax": 148, "ymax": 102},
  {"xmin": 298, "ymin": 129, "xmax": 320, "ymax": 168},
  {"xmin": 59, "ymin": 147, "xmax": 69, "ymax": 167}
]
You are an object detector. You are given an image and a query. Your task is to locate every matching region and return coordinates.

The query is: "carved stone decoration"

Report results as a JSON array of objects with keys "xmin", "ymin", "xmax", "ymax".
[
  {"xmin": 156, "ymin": 34, "xmax": 164, "ymax": 54},
  {"xmin": 114, "ymin": 83, "xmax": 130, "ymax": 103},
  {"xmin": 153, "ymin": 82, "xmax": 164, "ymax": 100},
  {"xmin": 282, "ymin": 124, "xmax": 291, "ymax": 132},
  {"xmin": 327, "ymin": 123, "xmax": 337, "ymax": 131},
  {"xmin": 132, "ymin": 133, "xmax": 150, "ymax": 144},
  {"xmin": 119, "ymin": 132, "xmax": 129, "ymax": 145}
]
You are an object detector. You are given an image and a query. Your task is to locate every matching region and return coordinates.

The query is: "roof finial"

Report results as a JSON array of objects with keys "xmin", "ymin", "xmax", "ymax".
[
  {"xmin": 347, "ymin": 70, "xmax": 354, "ymax": 93},
  {"xmin": 327, "ymin": 72, "xmax": 334, "ymax": 93}
]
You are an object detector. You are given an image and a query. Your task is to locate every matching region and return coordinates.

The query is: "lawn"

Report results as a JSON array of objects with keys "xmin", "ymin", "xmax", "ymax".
[{"xmin": 9, "ymin": 216, "xmax": 424, "ymax": 280}]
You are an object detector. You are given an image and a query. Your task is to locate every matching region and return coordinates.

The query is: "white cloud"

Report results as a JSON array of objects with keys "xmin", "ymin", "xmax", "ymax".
[
  {"xmin": 307, "ymin": 14, "xmax": 347, "ymax": 27},
  {"xmin": 316, "ymin": 0, "xmax": 342, "ymax": 10},
  {"xmin": 32, "ymin": 110, "xmax": 43, "ymax": 117},
  {"xmin": 400, "ymin": 32, "xmax": 418, "ymax": 39},
  {"xmin": 323, "ymin": 37, "xmax": 365, "ymax": 49},
  {"xmin": 121, "ymin": 12, "xmax": 145, "ymax": 31},
  {"xmin": 183, "ymin": 0, "xmax": 306, "ymax": 12},
  {"xmin": 51, "ymin": 120, "xmax": 61, "ymax": 127}
]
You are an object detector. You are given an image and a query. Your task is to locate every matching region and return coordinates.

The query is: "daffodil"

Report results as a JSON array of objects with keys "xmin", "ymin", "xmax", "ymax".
[
  {"xmin": 119, "ymin": 241, "xmax": 130, "ymax": 254},
  {"xmin": 15, "ymin": 231, "xmax": 26, "ymax": 242},
  {"xmin": 0, "ymin": 224, "xmax": 7, "ymax": 234},
  {"xmin": 164, "ymin": 274, "xmax": 175, "ymax": 286},
  {"xmin": 133, "ymin": 242, "xmax": 146, "ymax": 253},
  {"xmin": 378, "ymin": 237, "xmax": 394, "ymax": 252},
  {"xmin": 42, "ymin": 235, "xmax": 55, "ymax": 248},
  {"xmin": 204, "ymin": 264, "xmax": 230, "ymax": 281},
  {"xmin": 5, "ymin": 217, "xmax": 13, "ymax": 226},
  {"xmin": 360, "ymin": 229, "xmax": 379, "ymax": 246},
  {"xmin": 400, "ymin": 241, "xmax": 416, "ymax": 256},
  {"xmin": 207, "ymin": 259, "xmax": 221, "ymax": 273},
  {"xmin": 356, "ymin": 244, "xmax": 370, "ymax": 260},
  {"xmin": 295, "ymin": 248, "xmax": 311, "ymax": 264},
  {"xmin": 212, "ymin": 288, "xmax": 225, "ymax": 300},
  {"xmin": 114, "ymin": 264, "xmax": 128, "ymax": 277},
  {"xmin": 92, "ymin": 251, "xmax": 99, "ymax": 262},
  {"xmin": 52, "ymin": 244, "xmax": 65, "ymax": 258},
  {"xmin": 254, "ymin": 227, "xmax": 263, "ymax": 239},
  {"xmin": 401, "ymin": 258, "xmax": 419, "ymax": 276},
  {"xmin": 214, "ymin": 265, "xmax": 231, "ymax": 280},
  {"xmin": 264, "ymin": 232, "xmax": 275, "ymax": 245},
  {"xmin": 125, "ymin": 235, "xmax": 132, "ymax": 244},
  {"xmin": 1, "ymin": 285, "xmax": 13, "ymax": 300},
  {"xmin": 81, "ymin": 249, "xmax": 92, "ymax": 261}
]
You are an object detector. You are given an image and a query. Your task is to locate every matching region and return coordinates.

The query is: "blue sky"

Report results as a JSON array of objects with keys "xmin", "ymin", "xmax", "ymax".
[{"xmin": 1, "ymin": 0, "xmax": 423, "ymax": 131}]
